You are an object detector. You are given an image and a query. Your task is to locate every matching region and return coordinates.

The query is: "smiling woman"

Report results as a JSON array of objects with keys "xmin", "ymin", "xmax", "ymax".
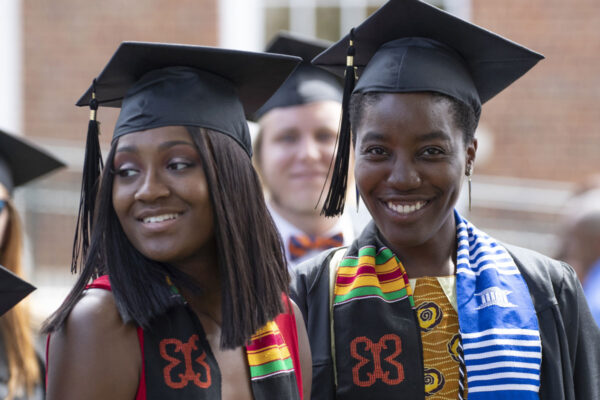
[
  {"xmin": 291, "ymin": 1, "xmax": 600, "ymax": 399},
  {"xmin": 42, "ymin": 43, "xmax": 311, "ymax": 400}
]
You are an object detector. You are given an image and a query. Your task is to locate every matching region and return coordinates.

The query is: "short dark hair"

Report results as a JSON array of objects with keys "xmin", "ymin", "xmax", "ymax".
[
  {"xmin": 43, "ymin": 127, "xmax": 289, "ymax": 349},
  {"xmin": 349, "ymin": 91, "xmax": 480, "ymax": 145}
]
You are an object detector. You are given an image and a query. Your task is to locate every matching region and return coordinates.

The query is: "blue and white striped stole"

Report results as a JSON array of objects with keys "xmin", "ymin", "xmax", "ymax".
[{"xmin": 455, "ymin": 210, "xmax": 541, "ymax": 399}]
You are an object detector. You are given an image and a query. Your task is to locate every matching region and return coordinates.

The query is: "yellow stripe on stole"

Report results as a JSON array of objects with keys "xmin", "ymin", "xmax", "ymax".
[
  {"xmin": 335, "ymin": 254, "xmax": 408, "ymax": 296},
  {"xmin": 247, "ymin": 345, "xmax": 292, "ymax": 366},
  {"xmin": 250, "ymin": 321, "xmax": 279, "ymax": 339}
]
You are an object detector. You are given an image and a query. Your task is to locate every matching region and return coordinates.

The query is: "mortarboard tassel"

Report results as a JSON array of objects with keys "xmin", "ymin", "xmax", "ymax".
[
  {"xmin": 321, "ymin": 29, "xmax": 356, "ymax": 217},
  {"xmin": 71, "ymin": 79, "xmax": 104, "ymax": 273}
]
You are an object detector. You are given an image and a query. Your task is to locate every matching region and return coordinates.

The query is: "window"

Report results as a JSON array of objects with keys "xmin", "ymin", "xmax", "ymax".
[{"xmin": 219, "ymin": 0, "xmax": 471, "ymax": 50}]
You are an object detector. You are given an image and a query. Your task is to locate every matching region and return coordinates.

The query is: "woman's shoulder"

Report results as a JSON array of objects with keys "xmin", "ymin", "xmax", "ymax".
[
  {"xmin": 504, "ymin": 243, "xmax": 578, "ymax": 308},
  {"xmin": 67, "ymin": 286, "xmax": 125, "ymax": 331},
  {"xmin": 46, "ymin": 285, "xmax": 141, "ymax": 400}
]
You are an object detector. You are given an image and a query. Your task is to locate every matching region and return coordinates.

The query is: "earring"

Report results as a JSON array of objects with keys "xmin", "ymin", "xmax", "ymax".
[
  {"xmin": 466, "ymin": 165, "xmax": 473, "ymax": 211},
  {"xmin": 356, "ymin": 184, "xmax": 360, "ymax": 211}
]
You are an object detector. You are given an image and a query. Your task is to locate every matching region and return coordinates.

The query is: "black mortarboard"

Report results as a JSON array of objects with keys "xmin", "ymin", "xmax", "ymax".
[
  {"xmin": 0, "ymin": 264, "xmax": 36, "ymax": 317},
  {"xmin": 77, "ymin": 41, "xmax": 302, "ymax": 154},
  {"xmin": 253, "ymin": 32, "xmax": 343, "ymax": 120},
  {"xmin": 313, "ymin": 0, "xmax": 544, "ymax": 216},
  {"xmin": 72, "ymin": 41, "xmax": 301, "ymax": 272},
  {"xmin": 0, "ymin": 129, "xmax": 65, "ymax": 194}
]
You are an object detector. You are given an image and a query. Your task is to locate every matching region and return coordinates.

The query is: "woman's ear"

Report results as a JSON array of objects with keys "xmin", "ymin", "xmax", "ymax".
[{"xmin": 466, "ymin": 137, "xmax": 478, "ymax": 172}]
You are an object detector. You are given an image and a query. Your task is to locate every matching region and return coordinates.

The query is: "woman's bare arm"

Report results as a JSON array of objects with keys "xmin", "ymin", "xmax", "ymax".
[
  {"xmin": 46, "ymin": 288, "xmax": 141, "ymax": 400},
  {"xmin": 292, "ymin": 300, "xmax": 312, "ymax": 400}
]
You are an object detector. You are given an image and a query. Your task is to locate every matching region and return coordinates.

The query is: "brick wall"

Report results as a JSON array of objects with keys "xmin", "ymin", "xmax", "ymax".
[{"xmin": 471, "ymin": 0, "xmax": 600, "ymax": 181}]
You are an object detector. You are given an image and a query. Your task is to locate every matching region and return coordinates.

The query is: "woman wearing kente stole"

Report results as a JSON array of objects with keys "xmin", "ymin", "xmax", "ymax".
[
  {"xmin": 291, "ymin": 0, "xmax": 600, "ymax": 399},
  {"xmin": 43, "ymin": 42, "xmax": 311, "ymax": 399}
]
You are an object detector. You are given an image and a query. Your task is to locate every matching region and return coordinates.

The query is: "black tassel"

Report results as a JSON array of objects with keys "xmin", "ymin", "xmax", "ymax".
[
  {"xmin": 72, "ymin": 79, "xmax": 104, "ymax": 273},
  {"xmin": 321, "ymin": 29, "xmax": 356, "ymax": 217}
]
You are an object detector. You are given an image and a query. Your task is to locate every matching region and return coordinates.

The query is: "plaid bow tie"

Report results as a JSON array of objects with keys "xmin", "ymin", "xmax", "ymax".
[{"xmin": 288, "ymin": 233, "xmax": 344, "ymax": 261}]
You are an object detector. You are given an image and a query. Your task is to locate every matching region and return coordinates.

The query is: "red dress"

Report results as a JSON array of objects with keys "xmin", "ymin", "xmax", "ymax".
[{"xmin": 47, "ymin": 275, "xmax": 303, "ymax": 400}]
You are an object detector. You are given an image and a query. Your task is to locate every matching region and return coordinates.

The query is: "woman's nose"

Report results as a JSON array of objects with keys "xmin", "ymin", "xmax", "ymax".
[
  {"xmin": 387, "ymin": 156, "xmax": 421, "ymax": 190},
  {"xmin": 133, "ymin": 170, "xmax": 170, "ymax": 202}
]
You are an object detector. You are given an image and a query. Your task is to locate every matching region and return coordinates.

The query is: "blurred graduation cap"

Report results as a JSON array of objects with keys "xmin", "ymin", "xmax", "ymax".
[
  {"xmin": 72, "ymin": 41, "xmax": 301, "ymax": 272},
  {"xmin": 313, "ymin": 0, "xmax": 544, "ymax": 216},
  {"xmin": 0, "ymin": 129, "xmax": 66, "ymax": 195},
  {"xmin": 0, "ymin": 264, "xmax": 36, "ymax": 317},
  {"xmin": 253, "ymin": 32, "xmax": 343, "ymax": 120}
]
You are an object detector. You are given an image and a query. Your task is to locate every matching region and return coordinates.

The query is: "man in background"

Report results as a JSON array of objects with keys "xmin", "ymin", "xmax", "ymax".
[{"xmin": 253, "ymin": 32, "xmax": 364, "ymax": 269}]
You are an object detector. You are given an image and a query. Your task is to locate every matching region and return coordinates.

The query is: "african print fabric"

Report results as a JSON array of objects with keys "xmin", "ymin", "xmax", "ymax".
[{"xmin": 413, "ymin": 277, "xmax": 467, "ymax": 398}]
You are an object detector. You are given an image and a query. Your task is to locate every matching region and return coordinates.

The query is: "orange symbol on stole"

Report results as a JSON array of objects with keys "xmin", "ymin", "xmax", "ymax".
[
  {"xmin": 350, "ymin": 334, "xmax": 404, "ymax": 387},
  {"xmin": 160, "ymin": 335, "xmax": 212, "ymax": 389}
]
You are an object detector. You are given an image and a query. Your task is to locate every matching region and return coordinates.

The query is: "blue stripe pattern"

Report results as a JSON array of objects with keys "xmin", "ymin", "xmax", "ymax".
[{"xmin": 455, "ymin": 211, "xmax": 541, "ymax": 399}]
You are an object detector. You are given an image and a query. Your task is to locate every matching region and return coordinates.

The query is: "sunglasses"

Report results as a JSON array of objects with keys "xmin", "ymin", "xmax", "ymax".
[{"xmin": 0, "ymin": 200, "xmax": 6, "ymax": 213}]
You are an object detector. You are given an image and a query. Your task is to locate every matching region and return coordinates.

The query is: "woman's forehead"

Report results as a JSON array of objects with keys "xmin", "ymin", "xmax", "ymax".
[
  {"xmin": 356, "ymin": 93, "xmax": 457, "ymax": 133},
  {"xmin": 115, "ymin": 126, "xmax": 195, "ymax": 149}
]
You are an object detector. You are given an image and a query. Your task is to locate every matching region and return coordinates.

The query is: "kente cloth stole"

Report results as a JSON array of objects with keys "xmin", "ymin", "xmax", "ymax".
[
  {"xmin": 332, "ymin": 244, "xmax": 425, "ymax": 399},
  {"xmin": 143, "ymin": 303, "xmax": 300, "ymax": 399},
  {"xmin": 455, "ymin": 211, "xmax": 541, "ymax": 399},
  {"xmin": 331, "ymin": 213, "xmax": 541, "ymax": 400}
]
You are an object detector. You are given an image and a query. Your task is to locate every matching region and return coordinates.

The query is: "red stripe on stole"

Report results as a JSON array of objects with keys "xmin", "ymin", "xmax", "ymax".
[
  {"xmin": 336, "ymin": 265, "xmax": 405, "ymax": 285},
  {"xmin": 246, "ymin": 331, "xmax": 285, "ymax": 352}
]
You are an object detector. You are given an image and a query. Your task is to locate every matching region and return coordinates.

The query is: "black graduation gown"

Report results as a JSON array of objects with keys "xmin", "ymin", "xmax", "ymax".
[{"xmin": 290, "ymin": 222, "xmax": 600, "ymax": 400}]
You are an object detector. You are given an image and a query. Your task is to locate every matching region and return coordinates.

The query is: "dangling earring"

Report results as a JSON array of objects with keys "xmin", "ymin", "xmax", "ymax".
[
  {"xmin": 356, "ymin": 184, "xmax": 360, "ymax": 211},
  {"xmin": 466, "ymin": 165, "xmax": 473, "ymax": 211}
]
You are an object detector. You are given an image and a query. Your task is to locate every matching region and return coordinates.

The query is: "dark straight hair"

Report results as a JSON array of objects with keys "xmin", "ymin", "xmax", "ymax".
[{"xmin": 43, "ymin": 127, "xmax": 289, "ymax": 349}]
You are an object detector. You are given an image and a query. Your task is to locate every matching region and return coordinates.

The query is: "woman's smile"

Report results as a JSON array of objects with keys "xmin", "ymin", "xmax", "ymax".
[{"xmin": 384, "ymin": 199, "xmax": 429, "ymax": 216}]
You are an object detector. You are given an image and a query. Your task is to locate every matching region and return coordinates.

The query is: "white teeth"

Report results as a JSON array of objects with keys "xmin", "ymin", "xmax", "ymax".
[
  {"xmin": 386, "ymin": 201, "xmax": 426, "ymax": 214},
  {"xmin": 142, "ymin": 213, "xmax": 179, "ymax": 224}
]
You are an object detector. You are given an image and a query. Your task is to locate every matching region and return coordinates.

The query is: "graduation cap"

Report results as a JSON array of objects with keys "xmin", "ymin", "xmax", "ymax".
[
  {"xmin": 0, "ymin": 264, "xmax": 36, "ymax": 317},
  {"xmin": 72, "ymin": 41, "xmax": 302, "ymax": 272},
  {"xmin": 313, "ymin": 0, "xmax": 544, "ymax": 216},
  {"xmin": 253, "ymin": 32, "xmax": 343, "ymax": 120},
  {"xmin": 0, "ymin": 129, "xmax": 65, "ymax": 195}
]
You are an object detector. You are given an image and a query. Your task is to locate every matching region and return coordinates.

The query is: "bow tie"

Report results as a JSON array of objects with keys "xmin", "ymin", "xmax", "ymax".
[{"xmin": 288, "ymin": 233, "xmax": 344, "ymax": 261}]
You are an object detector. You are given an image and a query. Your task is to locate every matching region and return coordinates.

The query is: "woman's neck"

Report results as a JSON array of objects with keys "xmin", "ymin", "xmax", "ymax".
[
  {"xmin": 384, "ymin": 220, "xmax": 457, "ymax": 279},
  {"xmin": 173, "ymin": 240, "xmax": 222, "ymax": 323}
]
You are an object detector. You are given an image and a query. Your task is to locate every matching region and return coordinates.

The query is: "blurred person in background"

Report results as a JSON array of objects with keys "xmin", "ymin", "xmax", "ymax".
[
  {"xmin": 0, "ymin": 129, "xmax": 64, "ymax": 400},
  {"xmin": 253, "ymin": 32, "xmax": 363, "ymax": 269},
  {"xmin": 557, "ymin": 178, "xmax": 600, "ymax": 326},
  {"xmin": 291, "ymin": 0, "xmax": 600, "ymax": 399}
]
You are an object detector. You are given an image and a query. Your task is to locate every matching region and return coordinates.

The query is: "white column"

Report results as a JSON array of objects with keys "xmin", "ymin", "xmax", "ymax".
[
  {"xmin": 290, "ymin": 0, "xmax": 316, "ymax": 37},
  {"xmin": 340, "ymin": 0, "xmax": 368, "ymax": 36},
  {"xmin": 444, "ymin": 0, "xmax": 471, "ymax": 20},
  {"xmin": 0, "ymin": 0, "xmax": 23, "ymax": 134},
  {"xmin": 219, "ymin": 0, "xmax": 265, "ymax": 51}
]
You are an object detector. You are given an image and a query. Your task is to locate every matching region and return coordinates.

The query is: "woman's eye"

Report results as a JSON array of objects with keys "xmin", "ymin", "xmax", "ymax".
[
  {"xmin": 365, "ymin": 146, "xmax": 387, "ymax": 156},
  {"xmin": 168, "ymin": 161, "xmax": 191, "ymax": 171},
  {"xmin": 422, "ymin": 147, "xmax": 445, "ymax": 156},
  {"xmin": 117, "ymin": 168, "xmax": 138, "ymax": 178}
]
